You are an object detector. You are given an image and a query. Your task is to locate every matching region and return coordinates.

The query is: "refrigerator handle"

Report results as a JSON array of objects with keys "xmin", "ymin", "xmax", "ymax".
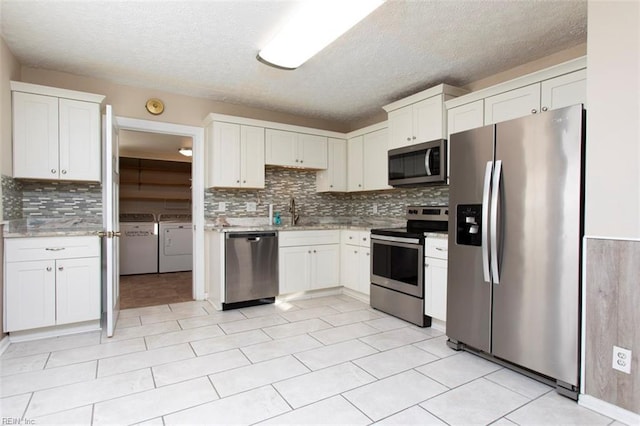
[
  {"xmin": 425, "ymin": 148, "xmax": 432, "ymax": 176},
  {"xmin": 490, "ymin": 160, "xmax": 502, "ymax": 284},
  {"xmin": 482, "ymin": 161, "xmax": 492, "ymax": 283}
]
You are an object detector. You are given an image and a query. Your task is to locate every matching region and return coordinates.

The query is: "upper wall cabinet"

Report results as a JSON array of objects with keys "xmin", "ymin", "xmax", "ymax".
[
  {"xmin": 347, "ymin": 127, "xmax": 391, "ymax": 192},
  {"xmin": 384, "ymin": 84, "xmax": 467, "ymax": 150},
  {"xmin": 447, "ymin": 58, "xmax": 587, "ymax": 134},
  {"xmin": 265, "ymin": 129, "xmax": 328, "ymax": 169},
  {"xmin": 11, "ymin": 82, "xmax": 105, "ymax": 182},
  {"xmin": 316, "ymin": 138, "xmax": 347, "ymax": 192},
  {"xmin": 205, "ymin": 121, "xmax": 265, "ymax": 189}
]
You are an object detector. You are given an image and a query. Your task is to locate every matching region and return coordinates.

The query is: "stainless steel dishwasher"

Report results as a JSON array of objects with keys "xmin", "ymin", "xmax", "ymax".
[{"xmin": 224, "ymin": 231, "xmax": 278, "ymax": 309}]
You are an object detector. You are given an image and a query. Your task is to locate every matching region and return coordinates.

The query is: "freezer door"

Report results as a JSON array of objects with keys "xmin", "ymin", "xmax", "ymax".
[
  {"xmin": 446, "ymin": 125, "xmax": 494, "ymax": 353},
  {"xmin": 491, "ymin": 105, "xmax": 583, "ymax": 386}
]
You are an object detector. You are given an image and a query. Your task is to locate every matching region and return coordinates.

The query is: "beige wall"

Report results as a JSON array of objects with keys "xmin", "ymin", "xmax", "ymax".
[
  {"xmin": 1, "ymin": 37, "xmax": 22, "ymax": 203},
  {"xmin": 584, "ymin": 0, "xmax": 640, "ymax": 416},
  {"xmin": 20, "ymin": 67, "xmax": 349, "ymax": 134},
  {"xmin": 585, "ymin": 2, "xmax": 640, "ymax": 238}
]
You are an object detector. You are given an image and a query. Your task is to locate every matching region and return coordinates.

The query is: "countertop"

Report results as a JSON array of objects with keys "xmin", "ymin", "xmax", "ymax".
[
  {"xmin": 204, "ymin": 216, "xmax": 406, "ymax": 233},
  {"xmin": 3, "ymin": 218, "xmax": 103, "ymax": 238}
]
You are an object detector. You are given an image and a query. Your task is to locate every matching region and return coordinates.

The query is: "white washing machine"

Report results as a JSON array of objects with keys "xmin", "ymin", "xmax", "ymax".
[
  {"xmin": 119, "ymin": 213, "xmax": 158, "ymax": 275},
  {"xmin": 158, "ymin": 214, "xmax": 193, "ymax": 273}
]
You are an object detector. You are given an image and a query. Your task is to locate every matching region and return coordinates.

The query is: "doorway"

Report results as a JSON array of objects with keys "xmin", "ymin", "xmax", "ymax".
[{"xmin": 114, "ymin": 116, "xmax": 205, "ymax": 308}]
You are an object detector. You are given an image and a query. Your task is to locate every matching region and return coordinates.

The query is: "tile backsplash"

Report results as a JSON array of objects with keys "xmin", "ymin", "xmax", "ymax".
[{"xmin": 3, "ymin": 168, "xmax": 448, "ymax": 221}]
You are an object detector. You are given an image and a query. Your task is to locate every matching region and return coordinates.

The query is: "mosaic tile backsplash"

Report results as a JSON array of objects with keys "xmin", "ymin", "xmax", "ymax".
[
  {"xmin": 4, "ymin": 167, "xmax": 448, "ymax": 221},
  {"xmin": 204, "ymin": 167, "xmax": 448, "ymax": 221}
]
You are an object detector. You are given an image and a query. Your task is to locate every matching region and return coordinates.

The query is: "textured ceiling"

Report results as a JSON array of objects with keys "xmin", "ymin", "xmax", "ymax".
[{"xmin": 0, "ymin": 0, "xmax": 587, "ymax": 128}]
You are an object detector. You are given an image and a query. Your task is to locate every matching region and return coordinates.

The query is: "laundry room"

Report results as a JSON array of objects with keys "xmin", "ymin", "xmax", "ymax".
[{"xmin": 118, "ymin": 130, "xmax": 193, "ymax": 309}]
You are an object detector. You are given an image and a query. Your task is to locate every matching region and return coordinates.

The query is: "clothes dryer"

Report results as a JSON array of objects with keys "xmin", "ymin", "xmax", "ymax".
[
  {"xmin": 158, "ymin": 214, "xmax": 192, "ymax": 273},
  {"xmin": 119, "ymin": 213, "xmax": 158, "ymax": 275}
]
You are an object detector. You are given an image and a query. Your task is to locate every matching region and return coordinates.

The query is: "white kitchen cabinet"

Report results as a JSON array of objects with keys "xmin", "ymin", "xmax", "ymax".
[
  {"xmin": 540, "ymin": 69, "xmax": 587, "ymax": 111},
  {"xmin": 12, "ymin": 89, "xmax": 102, "ymax": 182},
  {"xmin": 484, "ymin": 69, "xmax": 587, "ymax": 125},
  {"xmin": 447, "ymin": 99, "xmax": 484, "ymax": 136},
  {"xmin": 390, "ymin": 97, "xmax": 445, "ymax": 151},
  {"xmin": 278, "ymin": 230, "xmax": 340, "ymax": 295},
  {"xmin": 4, "ymin": 236, "xmax": 101, "ymax": 332},
  {"xmin": 347, "ymin": 136, "xmax": 364, "ymax": 191},
  {"xmin": 347, "ymin": 128, "xmax": 391, "ymax": 192},
  {"xmin": 424, "ymin": 236, "xmax": 448, "ymax": 323},
  {"xmin": 340, "ymin": 230, "xmax": 370, "ymax": 296},
  {"xmin": 385, "ymin": 85, "xmax": 466, "ymax": 150},
  {"xmin": 206, "ymin": 121, "xmax": 265, "ymax": 188},
  {"xmin": 265, "ymin": 129, "xmax": 327, "ymax": 169},
  {"xmin": 484, "ymin": 83, "xmax": 541, "ymax": 125},
  {"xmin": 316, "ymin": 138, "xmax": 347, "ymax": 192}
]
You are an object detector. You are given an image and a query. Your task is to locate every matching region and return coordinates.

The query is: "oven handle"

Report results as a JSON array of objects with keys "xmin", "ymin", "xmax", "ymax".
[{"xmin": 370, "ymin": 234, "xmax": 421, "ymax": 245}]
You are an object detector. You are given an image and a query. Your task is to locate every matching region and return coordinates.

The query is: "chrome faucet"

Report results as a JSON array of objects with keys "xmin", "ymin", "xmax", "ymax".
[{"xmin": 289, "ymin": 197, "xmax": 300, "ymax": 226}]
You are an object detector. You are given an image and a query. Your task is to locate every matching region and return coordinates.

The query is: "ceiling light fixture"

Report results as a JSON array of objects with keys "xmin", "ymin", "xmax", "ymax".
[
  {"xmin": 257, "ymin": 0, "xmax": 384, "ymax": 70},
  {"xmin": 178, "ymin": 148, "xmax": 193, "ymax": 157}
]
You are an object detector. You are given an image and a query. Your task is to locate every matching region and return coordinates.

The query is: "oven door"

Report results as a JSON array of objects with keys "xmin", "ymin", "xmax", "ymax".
[{"xmin": 371, "ymin": 235, "xmax": 424, "ymax": 298}]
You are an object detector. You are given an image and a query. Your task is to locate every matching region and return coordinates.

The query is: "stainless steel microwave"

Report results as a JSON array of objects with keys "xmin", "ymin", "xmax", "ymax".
[{"xmin": 388, "ymin": 139, "xmax": 447, "ymax": 186}]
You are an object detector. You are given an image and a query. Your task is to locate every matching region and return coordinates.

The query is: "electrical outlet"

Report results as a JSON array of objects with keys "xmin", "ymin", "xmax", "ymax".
[
  {"xmin": 612, "ymin": 346, "xmax": 632, "ymax": 374},
  {"xmin": 218, "ymin": 202, "xmax": 226, "ymax": 212},
  {"xmin": 246, "ymin": 202, "xmax": 257, "ymax": 212},
  {"xmin": 372, "ymin": 203, "xmax": 378, "ymax": 214}
]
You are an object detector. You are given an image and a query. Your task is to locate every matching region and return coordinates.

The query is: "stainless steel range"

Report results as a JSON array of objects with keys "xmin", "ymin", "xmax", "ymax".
[{"xmin": 370, "ymin": 206, "xmax": 448, "ymax": 327}]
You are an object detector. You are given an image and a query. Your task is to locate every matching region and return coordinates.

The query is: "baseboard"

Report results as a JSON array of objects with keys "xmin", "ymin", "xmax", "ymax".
[
  {"xmin": 341, "ymin": 287, "xmax": 370, "ymax": 304},
  {"xmin": 8, "ymin": 320, "xmax": 101, "ymax": 343},
  {"xmin": 430, "ymin": 318, "xmax": 446, "ymax": 332},
  {"xmin": 276, "ymin": 287, "xmax": 342, "ymax": 303},
  {"xmin": 579, "ymin": 394, "xmax": 640, "ymax": 425},
  {"xmin": 0, "ymin": 334, "xmax": 10, "ymax": 355}
]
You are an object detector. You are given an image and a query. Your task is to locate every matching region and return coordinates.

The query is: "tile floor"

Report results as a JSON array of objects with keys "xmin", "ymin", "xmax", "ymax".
[{"xmin": 0, "ymin": 294, "xmax": 623, "ymax": 425}]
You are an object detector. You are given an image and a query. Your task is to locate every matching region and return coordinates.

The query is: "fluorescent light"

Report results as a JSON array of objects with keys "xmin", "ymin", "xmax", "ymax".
[
  {"xmin": 258, "ymin": 0, "xmax": 384, "ymax": 70},
  {"xmin": 178, "ymin": 148, "xmax": 192, "ymax": 157}
]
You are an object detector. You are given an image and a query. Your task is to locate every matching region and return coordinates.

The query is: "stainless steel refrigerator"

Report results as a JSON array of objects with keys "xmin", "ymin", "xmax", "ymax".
[{"xmin": 446, "ymin": 104, "xmax": 584, "ymax": 398}]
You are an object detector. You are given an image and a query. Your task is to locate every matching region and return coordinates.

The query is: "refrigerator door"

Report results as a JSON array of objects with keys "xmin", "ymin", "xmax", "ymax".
[
  {"xmin": 491, "ymin": 105, "xmax": 583, "ymax": 386},
  {"xmin": 446, "ymin": 125, "xmax": 494, "ymax": 353}
]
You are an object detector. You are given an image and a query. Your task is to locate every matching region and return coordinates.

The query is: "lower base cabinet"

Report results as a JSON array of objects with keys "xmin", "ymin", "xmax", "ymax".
[
  {"xmin": 4, "ymin": 236, "xmax": 101, "ymax": 332},
  {"xmin": 279, "ymin": 230, "xmax": 340, "ymax": 295},
  {"xmin": 424, "ymin": 236, "xmax": 448, "ymax": 322},
  {"xmin": 340, "ymin": 230, "xmax": 370, "ymax": 296}
]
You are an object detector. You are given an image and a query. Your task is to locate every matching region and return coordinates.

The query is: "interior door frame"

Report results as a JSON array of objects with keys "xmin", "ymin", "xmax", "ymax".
[{"xmin": 114, "ymin": 116, "xmax": 206, "ymax": 300}]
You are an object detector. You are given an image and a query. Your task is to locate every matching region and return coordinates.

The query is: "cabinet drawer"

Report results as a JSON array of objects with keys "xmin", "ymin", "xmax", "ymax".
[
  {"xmin": 341, "ymin": 230, "xmax": 370, "ymax": 247},
  {"xmin": 279, "ymin": 230, "xmax": 340, "ymax": 247},
  {"xmin": 6, "ymin": 236, "xmax": 100, "ymax": 262},
  {"xmin": 425, "ymin": 237, "xmax": 448, "ymax": 260}
]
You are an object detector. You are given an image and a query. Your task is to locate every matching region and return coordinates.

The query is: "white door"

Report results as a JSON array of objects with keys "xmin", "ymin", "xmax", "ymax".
[
  {"xmin": 103, "ymin": 105, "xmax": 120, "ymax": 337},
  {"xmin": 484, "ymin": 83, "xmax": 541, "ymax": 124},
  {"xmin": 363, "ymin": 128, "xmax": 391, "ymax": 191},
  {"xmin": 347, "ymin": 136, "xmax": 364, "ymax": 191},
  {"xmin": 241, "ymin": 125, "xmax": 265, "ymax": 188},
  {"xmin": 298, "ymin": 134, "xmax": 328, "ymax": 169},
  {"xmin": 59, "ymin": 98, "xmax": 101, "ymax": 181},
  {"xmin": 413, "ymin": 95, "xmax": 444, "ymax": 143}
]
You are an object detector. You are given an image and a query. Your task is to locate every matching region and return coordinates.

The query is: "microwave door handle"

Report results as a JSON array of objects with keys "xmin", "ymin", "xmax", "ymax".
[{"xmin": 425, "ymin": 148, "xmax": 432, "ymax": 175}]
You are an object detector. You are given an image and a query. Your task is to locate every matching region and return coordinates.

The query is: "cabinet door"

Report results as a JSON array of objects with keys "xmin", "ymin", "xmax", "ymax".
[
  {"xmin": 59, "ymin": 99, "xmax": 101, "ymax": 182},
  {"xmin": 265, "ymin": 129, "xmax": 298, "ymax": 167},
  {"xmin": 541, "ymin": 69, "xmax": 587, "ymax": 111},
  {"xmin": 310, "ymin": 244, "xmax": 340, "ymax": 289},
  {"xmin": 340, "ymin": 245, "xmax": 360, "ymax": 291},
  {"xmin": 413, "ymin": 95, "xmax": 444, "ymax": 143},
  {"xmin": 447, "ymin": 100, "xmax": 485, "ymax": 135},
  {"xmin": 388, "ymin": 106, "xmax": 413, "ymax": 150},
  {"xmin": 210, "ymin": 121, "xmax": 241, "ymax": 187},
  {"xmin": 347, "ymin": 136, "xmax": 364, "ymax": 191},
  {"xmin": 425, "ymin": 257, "xmax": 448, "ymax": 321},
  {"xmin": 363, "ymin": 128, "xmax": 391, "ymax": 191},
  {"xmin": 484, "ymin": 83, "xmax": 541, "ymax": 125},
  {"xmin": 279, "ymin": 246, "xmax": 310, "ymax": 294},
  {"xmin": 12, "ymin": 92, "xmax": 59, "ymax": 180},
  {"xmin": 317, "ymin": 138, "xmax": 347, "ymax": 192},
  {"xmin": 358, "ymin": 248, "xmax": 371, "ymax": 295},
  {"xmin": 240, "ymin": 125, "xmax": 265, "ymax": 188},
  {"xmin": 298, "ymin": 134, "xmax": 328, "ymax": 169},
  {"xmin": 56, "ymin": 257, "xmax": 101, "ymax": 325},
  {"xmin": 5, "ymin": 260, "xmax": 56, "ymax": 332}
]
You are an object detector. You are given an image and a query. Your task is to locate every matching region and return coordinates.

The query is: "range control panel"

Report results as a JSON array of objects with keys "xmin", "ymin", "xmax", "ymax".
[{"xmin": 406, "ymin": 206, "xmax": 448, "ymax": 221}]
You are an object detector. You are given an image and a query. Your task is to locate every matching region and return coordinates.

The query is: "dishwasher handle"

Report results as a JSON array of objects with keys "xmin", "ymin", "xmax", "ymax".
[{"xmin": 226, "ymin": 231, "xmax": 277, "ymax": 239}]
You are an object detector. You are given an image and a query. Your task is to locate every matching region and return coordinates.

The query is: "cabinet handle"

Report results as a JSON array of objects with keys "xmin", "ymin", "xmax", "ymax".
[
  {"xmin": 541, "ymin": 106, "xmax": 548, "ymax": 112},
  {"xmin": 243, "ymin": 180, "xmax": 246, "ymax": 183},
  {"xmin": 349, "ymin": 236, "xmax": 353, "ymax": 240},
  {"xmin": 300, "ymin": 160, "xmax": 303, "ymax": 163},
  {"xmin": 406, "ymin": 137, "xmax": 411, "ymax": 141},
  {"xmin": 61, "ymin": 170, "xmax": 67, "ymax": 175},
  {"xmin": 531, "ymin": 109, "xmax": 538, "ymax": 114},
  {"xmin": 330, "ymin": 185, "xmax": 333, "ymax": 188},
  {"xmin": 362, "ymin": 237, "xmax": 366, "ymax": 241},
  {"xmin": 412, "ymin": 136, "xmax": 416, "ymax": 140},
  {"xmin": 354, "ymin": 250, "xmax": 358, "ymax": 254},
  {"xmin": 236, "ymin": 180, "xmax": 240, "ymax": 183},
  {"xmin": 296, "ymin": 159, "xmax": 300, "ymax": 163},
  {"xmin": 51, "ymin": 169, "xmax": 56, "ymax": 174},
  {"xmin": 358, "ymin": 184, "xmax": 362, "ymax": 187},
  {"xmin": 435, "ymin": 247, "xmax": 448, "ymax": 252},
  {"xmin": 313, "ymin": 250, "xmax": 316, "ymax": 253},
  {"xmin": 45, "ymin": 247, "xmax": 65, "ymax": 251},
  {"xmin": 46, "ymin": 266, "xmax": 52, "ymax": 272},
  {"xmin": 58, "ymin": 266, "xmax": 64, "ymax": 271},
  {"xmin": 308, "ymin": 250, "xmax": 311, "ymax": 254},
  {"xmin": 366, "ymin": 252, "xmax": 369, "ymax": 256}
]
